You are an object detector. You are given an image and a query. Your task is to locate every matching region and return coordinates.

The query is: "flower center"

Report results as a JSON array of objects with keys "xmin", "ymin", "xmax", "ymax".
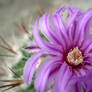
[{"xmin": 67, "ymin": 47, "xmax": 83, "ymax": 66}]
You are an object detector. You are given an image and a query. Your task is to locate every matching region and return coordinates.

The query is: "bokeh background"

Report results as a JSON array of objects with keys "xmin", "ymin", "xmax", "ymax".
[{"xmin": 0, "ymin": 0, "xmax": 92, "ymax": 92}]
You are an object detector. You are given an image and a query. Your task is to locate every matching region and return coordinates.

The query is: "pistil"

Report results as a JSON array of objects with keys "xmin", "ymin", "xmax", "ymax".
[{"xmin": 67, "ymin": 47, "xmax": 83, "ymax": 66}]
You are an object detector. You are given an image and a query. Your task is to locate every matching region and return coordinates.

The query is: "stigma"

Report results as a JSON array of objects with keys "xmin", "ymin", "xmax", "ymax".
[{"xmin": 67, "ymin": 47, "xmax": 83, "ymax": 66}]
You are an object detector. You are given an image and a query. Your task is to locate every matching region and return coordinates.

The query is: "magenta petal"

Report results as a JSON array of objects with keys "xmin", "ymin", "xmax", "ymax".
[
  {"xmin": 79, "ymin": 9, "xmax": 92, "ymax": 35},
  {"xmin": 67, "ymin": 9, "xmax": 79, "ymax": 45},
  {"xmin": 45, "ymin": 65, "xmax": 60, "ymax": 90},
  {"xmin": 80, "ymin": 34, "xmax": 92, "ymax": 52},
  {"xmin": 33, "ymin": 19, "xmax": 63, "ymax": 54},
  {"xmin": 56, "ymin": 6, "xmax": 78, "ymax": 16},
  {"xmin": 84, "ymin": 43, "xmax": 92, "ymax": 54},
  {"xmin": 33, "ymin": 19, "xmax": 49, "ymax": 48},
  {"xmin": 53, "ymin": 63, "xmax": 74, "ymax": 92},
  {"xmin": 69, "ymin": 82, "xmax": 84, "ymax": 92},
  {"xmin": 77, "ymin": 9, "xmax": 92, "ymax": 46},
  {"xmin": 82, "ymin": 70, "xmax": 92, "ymax": 92},
  {"xmin": 39, "ymin": 14, "xmax": 62, "ymax": 45},
  {"xmin": 34, "ymin": 58, "xmax": 61, "ymax": 92},
  {"xmin": 26, "ymin": 42, "xmax": 40, "ymax": 53},
  {"xmin": 84, "ymin": 53, "xmax": 92, "ymax": 63},
  {"xmin": 51, "ymin": 14, "xmax": 68, "ymax": 49},
  {"xmin": 23, "ymin": 52, "xmax": 44, "ymax": 85},
  {"xmin": 28, "ymin": 42, "xmax": 39, "ymax": 48}
]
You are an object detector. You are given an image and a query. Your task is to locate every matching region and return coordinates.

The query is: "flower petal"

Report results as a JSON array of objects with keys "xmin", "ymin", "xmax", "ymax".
[
  {"xmin": 34, "ymin": 58, "xmax": 61, "ymax": 92},
  {"xmin": 69, "ymin": 82, "xmax": 84, "ymax": 92},
  {"xmin": 67, "ymin": 9, "xmax": 79, "ymax": 46},
  {"xmin": 56, "ymin": 6, "xmax": 78, "ymax": 16},
  {"xmin": 45, "ymin": 65, "xmax": 61, "ymax": 90},
  {"xmin": 33, "ymin": 19, "xmax": 63, "ymax": 54},
  {"xmin": 26, "ymin": 42, "xmax": 40, "ymax": 53},
  {"xmin": 53, "ymin": 63, "xmax": 74, "ymax": 92},
  {"xmin": 39, "ymin": 14, "xmax": 63, "ymax": 46},
  {"xmin": 23, "ymin": 52, "xmax": 44, "ymax": 85},
  {"xmin": 80, "ymin": 34, "xmax": 92, "ymax": 52},
  {"xmin": 82, "ymin": 70, "xmax": 92, "ymax": 92},
  {"xmin": 77, "ymin": 9, "xmax": 92, "ymax": 46},
  {"xmin": 51, "ymin": 14, "xmax": 68, "ymax": 49},
  {"xmin": 83, "ymin": 41, "xmax": 92, "ymax": 54}
]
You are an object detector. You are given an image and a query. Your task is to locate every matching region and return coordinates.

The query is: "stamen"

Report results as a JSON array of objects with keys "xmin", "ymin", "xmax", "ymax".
[{"xmin": 67, "ymin": 47, "xmax": 83, "ymax": 66}]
